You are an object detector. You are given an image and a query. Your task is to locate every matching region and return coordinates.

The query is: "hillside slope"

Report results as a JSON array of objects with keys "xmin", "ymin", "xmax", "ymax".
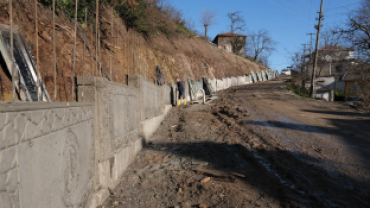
[{"xmin": 0, "ymin": 1, "xmax": 266, "ymax": 101}]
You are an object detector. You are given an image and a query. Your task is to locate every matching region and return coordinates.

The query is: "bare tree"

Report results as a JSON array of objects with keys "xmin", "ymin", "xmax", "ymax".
[
  {"xmin": 347, "ymin": 0, "xmax": 370, "ymax": 54},
  {"xmin": 343, "ymin": 0, "xmax": 370, "ymax": 105},
  {"xmin": 227, "ymin": 11, "xmax": 246, "ymax": 55},
  {"xmin": 200, "ymin": 9, "xmax": 217, "ymax": 39},
  {"xmin": 227, "ymin": 11, "xmax": 245, "ymax": 34},
  {"xmin": 246, "ymin": 29, "xmax": 277, "ymax": 62}
]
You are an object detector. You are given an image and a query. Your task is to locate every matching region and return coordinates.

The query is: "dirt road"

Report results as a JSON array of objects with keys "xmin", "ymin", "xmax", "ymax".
[{"xmin": 103, "ymin": 77, "xmax": 370, "ymax": 208}]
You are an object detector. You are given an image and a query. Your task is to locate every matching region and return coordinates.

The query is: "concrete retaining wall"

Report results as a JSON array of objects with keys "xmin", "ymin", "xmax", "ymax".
[
  {"xmin": 245, "ymin": 75, "xmax": 252, "ymax": 83},
  {"xmin": 1, "ymin": 70, "xmax": 268, "ymax": 208},
  {"xmin": 237, "ymin": 76, "xmax": 246, "ymax": 84},
  {"xmin": 230, "ymin": 77, "xmax": 237, "ymax": 86},
  {"xmin": 267, "ymin": 70, "xmax": 273, "ymax": 80},
  {"xmin": 0, "ymin": 75, "xmax": 174, "ymax": 208},
  {"xmin": 226, "ymin": 78, "xmax": 232, "ymax": 88},
  {"xmin": 215, "ymin": 79, "xmax": 223, "ymax": 90},
  {"xmin": 0, "ymin": 102, "xmax": 95, "ymax": 208},
  {"xmin": 210, "ymin": 79, "xmax": 217, "ymax": 92},
  {"xmin": 251, "ymin": 71, "xmax": 258, "ymax": 82},
  {"xmin": 78, "ymin": 76, "xmax": 143, "ymax": 205},
  {"xmin": 128, "ymin": 75, "xmax": 165, "ymax": 120},
  {"xmin": 257, "ymin": 72, "xmax": 263, "ymax": 82}
]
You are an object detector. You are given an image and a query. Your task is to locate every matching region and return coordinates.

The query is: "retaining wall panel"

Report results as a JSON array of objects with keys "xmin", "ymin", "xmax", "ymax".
[{"xmin": 0, "ymin": 103, "xmax": 95, "ymax": 208}]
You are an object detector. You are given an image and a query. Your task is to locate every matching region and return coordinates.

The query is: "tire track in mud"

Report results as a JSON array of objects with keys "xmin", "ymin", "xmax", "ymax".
[
  {"xmin": 214, "ymin": 94, "xmax": 323, "ymax": 207},
  {"xmin": 215, "ymin": 90, "xmax": 368, "ymax": 207}
]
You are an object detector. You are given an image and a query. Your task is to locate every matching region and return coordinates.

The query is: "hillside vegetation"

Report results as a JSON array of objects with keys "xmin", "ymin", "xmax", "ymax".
[{"xmin": 0, "ymin": 0, "xmax": 266, "ymax": 101}]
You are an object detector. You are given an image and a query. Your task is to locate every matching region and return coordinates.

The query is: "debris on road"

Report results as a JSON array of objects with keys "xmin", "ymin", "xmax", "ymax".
[{"xmin": 200, "ymin": 177, "xmax": 211, "ymax": 184}]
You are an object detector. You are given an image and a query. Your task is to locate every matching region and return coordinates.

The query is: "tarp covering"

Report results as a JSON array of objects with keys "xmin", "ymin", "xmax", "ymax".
[
  {"xmin": 203, "ymin": 77, "xmax": 213, "ymax": 95},
  {"xmin": 155, "ymin": 66, "xmax": 166, "ymax": 86}
]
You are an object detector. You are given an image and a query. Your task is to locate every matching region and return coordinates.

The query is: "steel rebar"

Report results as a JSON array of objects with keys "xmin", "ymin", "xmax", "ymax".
[
  {"xmin": 35, "ymin": 0, "xmax": 40, "ymax": 101},
  {"xmin": 96, "ymin": 0, "xmax": 99, "ymax": 76},
  {"xmin": 10, "ymin": 0, "xmax": 15, "ymax": 101},
  {"xmin": 82, "ymin": 8, "xmax": 87, "ymax": 101},
  {"xmin": 110, "ymin": 10, "xmax": 113, "ymax": 79},
  {"xmin": 53, "ymin": 0, "xmax": 57, "ymax": 101},
  {"xmin": 71, "ymin": 0, "xmax": 78, "ymax": 101}
]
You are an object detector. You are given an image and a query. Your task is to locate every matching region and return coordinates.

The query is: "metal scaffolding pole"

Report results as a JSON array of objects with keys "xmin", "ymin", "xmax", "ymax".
[
  {"xmin": 90, "ymin": 25, "xmax": 94, "ymax": 76},
  {"xmin": 9, "ymin": 0, "xmax": 15, "ymax": 101},
  {"xmin": 72, "ymin": 0, "xmax": 78, "ymax": 101},
  {"xmin": 35, "ymin": 0, "xmax": 40, "ymax": 101},
  {"xmin": 53, "ymin": 0, "xmax": 57, "ymax": 101},
  {"xmin": 82, "ymin": 7, "xmax": 87, "ymax": 101},
  {"xmin": 126, "ymin": 34, "xmax": 129, "ymax": 78},
  {"xmin": 96, "ymin": 0, "xmax": 99, "ymax": 76},
  {"xmin": 110, "ymin": 11, "xmax": 113, "ymax": 79}
]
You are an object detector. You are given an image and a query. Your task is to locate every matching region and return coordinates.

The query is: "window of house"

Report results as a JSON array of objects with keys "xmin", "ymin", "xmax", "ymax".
[{"xmin": 335, "ymin": 64, "xmax": 344, "ymax": 73}]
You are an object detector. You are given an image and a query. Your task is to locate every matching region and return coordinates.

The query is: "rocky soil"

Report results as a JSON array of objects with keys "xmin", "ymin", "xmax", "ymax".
[{"xmin": 0, "ymin": 1, "xmax": 265, "ymax": 101}]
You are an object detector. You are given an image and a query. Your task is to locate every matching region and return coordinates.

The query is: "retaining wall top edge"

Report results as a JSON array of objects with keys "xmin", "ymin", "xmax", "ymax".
[{"xmin": 0, "ymin": 102, "xmax": 94, "ymax": 112}]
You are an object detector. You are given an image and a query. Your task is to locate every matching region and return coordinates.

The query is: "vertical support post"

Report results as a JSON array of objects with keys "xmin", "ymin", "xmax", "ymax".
[
  {"xmin": 301, "ymin": 44, "xmax": 306, "ymax": 88},
  {"xmin": 91, "ymin": 25, "xmax": 96, "ymax": 76},
  {"xmin": 310, "ymin": 0, "xmax": 325, "ymax": 97},
  {"xmin": 121, "ymin": 35, "xmax": 124, "ymax": 83},
  {"xmin": 110, "ymin": 9, "xmax": 113, "ymax": 79},
  {"xmin": 9, "ymin": 0, "xmax": 15, "ymax": 101},
  {"xmin": 126, "ymin": 34, "xmax": 129, "ymax": 77},
  {"xmin": 133, "ymin": 30, "xmax": 135, "ymax": 74},
  {"xmin": 139, "ymin": 36, "xmax": 141, "ymax": 77},
  {"xmin": 98, "ymin": 31, "xmax": 101, "ymax": 76},
  {"xmin": 96, "ymin": 0, "xmax": 99, "ymax": 76},
  {"xmin": 82, "ymin": 8, "xmax": 87, "ymax": 101},
  {"xmin": 53, "ymin": 0, "xmax": 57, "ymax": 101},
  {"xmin": 115, "ymin": 30, "xmax": 118, "ymax": 82},
  {"xmin": 35, "ymin": 0, "xmax": 40, "ymax": 101},
  {"xmin": 72, "ymin": 0, "xmax": 78, "ymax": 101}
]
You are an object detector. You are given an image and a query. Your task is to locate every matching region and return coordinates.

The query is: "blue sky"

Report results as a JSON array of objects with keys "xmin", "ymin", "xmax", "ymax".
[{"xmin": 169, "ymin": 0, "xmax": 362, "ymax": 71}]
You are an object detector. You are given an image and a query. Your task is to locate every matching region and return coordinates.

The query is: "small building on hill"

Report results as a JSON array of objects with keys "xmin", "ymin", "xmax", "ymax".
[{"xmin": 212, "ymin": 33, "xmax": 247, "ymax": 55}]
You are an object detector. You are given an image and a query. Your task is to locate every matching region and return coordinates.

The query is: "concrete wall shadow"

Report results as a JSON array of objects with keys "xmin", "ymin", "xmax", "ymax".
[{"xmin": 145, "ymin": 141, "xmax": 370, "ymax": 207}]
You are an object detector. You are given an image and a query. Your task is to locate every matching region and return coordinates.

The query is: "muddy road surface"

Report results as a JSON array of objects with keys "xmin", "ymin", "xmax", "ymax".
[{"xmin": 103, "ymin": 77, "xmax": 370, "ymax": 208}]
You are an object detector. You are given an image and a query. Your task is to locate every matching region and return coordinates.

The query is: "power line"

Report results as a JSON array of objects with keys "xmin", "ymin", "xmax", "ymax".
[
  {"xmin": 326, "ymin": 3, "xmax": 360, "ymax": 12},
  {"xmin": 306, "ymin": 0, "xmax": 313, "ymax": 32},
  {"xmin": 296, "ymin": 0, "xmax": 316, "ymax": 10},
  {"xmin": 325, "ymin": 15, "xmax": 348, "ymax": 19},
  {"xmin": 280, "ymin": 0, "xmax": 306, "ymax": 12},
  {"xmin": 265, "ymin": 0, "xmax": 309, "ymax": 21}
]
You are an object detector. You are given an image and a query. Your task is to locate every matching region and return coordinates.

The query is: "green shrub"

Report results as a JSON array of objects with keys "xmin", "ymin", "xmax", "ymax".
[
  {"xmin": 40, "ymin": 0, "xmax": 195, "ymax": 38},
  {"xmin": 286, "ymin": 79, "xmax": 294, "ymax": 82},
  {"xmin": 176, "ymin": 26, "xmax": 193, "ymax": 37},
  {"xmin": 286, "ymin": 83, "xmax": 311, "ymax": 98},
  {"xmin": 335, "ymin": 90, "xmax": 345, "ymax": 97},
  {"xmin": 115, "ymin": 1, "xmax": 148, "ymax": 32}
]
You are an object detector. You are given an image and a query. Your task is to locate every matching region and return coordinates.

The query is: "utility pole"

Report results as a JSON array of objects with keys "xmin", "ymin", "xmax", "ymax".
[
  {"xmin": 306, "ymin": 32, "xmax": 314, "ymax": 60},
  {"xmin": 301, "ymin": 44, "xmax": 307, "ymax": 74},
  {"xmin": 301, "ymin": 44, "xmax": 307, "ymax": 87},
  {"xmin": 310, "ymin": 0, "xmax": 324, "ymax": 97}
]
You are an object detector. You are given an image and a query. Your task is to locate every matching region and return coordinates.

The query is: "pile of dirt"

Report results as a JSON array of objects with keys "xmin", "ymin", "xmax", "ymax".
[{"xmin": 0, "ymin": 1, "xmax": 266, "ymax": 101}]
